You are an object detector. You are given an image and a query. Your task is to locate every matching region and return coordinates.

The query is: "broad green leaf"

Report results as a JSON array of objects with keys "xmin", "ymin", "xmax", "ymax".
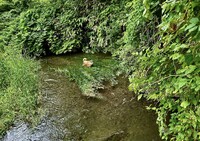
[
  {"xmin": 148, "ymin": 93, "xmax": 159, "ymax": 100},
  {"xmin": 170, "ymin": 53, "xmax": 182, "ymax": 60},
  {"xmin": 190, "ymin": 18, "xmax": 199, "ymax": 24},
  {"xmin": 138, "ymin": 94, "xmax": 143, "ymax": 100},
  {"xmin": 192, "ymin": 99, "xmax": 197, "ymax": 105},
  {"xmin": 180, "ymin": 101, "xmax": 190, "ymax": 108},
  {"xmin": 189, "ymin": 26, "xmax": 198, "ymax": 32},
  {"xmin": 173, "ymin": 44, "xmax": 188, "ymax": 51},
  {"xmin": 185, "ymin": 23, "xmax": 196, "ymax": 31},
  {"xmin": 196, "ymin": 107, "xmax": 200, "ymax": 116},
  {"xmin": 143, "ymin": 0, "xmax": 150, "ymax": 9},
  {"xmin": 185, "ymin": 65, "xmax": 196, "ymax": 75},
  {"xmin": 176, "ymin": 78, "xmax": 188, "ymax": 89},
  {"xmin": 179, "ymin": 81, "xmax": 187, "ymax": 89}
]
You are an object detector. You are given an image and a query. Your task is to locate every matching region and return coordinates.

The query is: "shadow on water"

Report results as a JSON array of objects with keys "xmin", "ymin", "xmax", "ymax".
[{"xmin": 1, "ymin": 53, "xmax": 162, "ymax": 141}]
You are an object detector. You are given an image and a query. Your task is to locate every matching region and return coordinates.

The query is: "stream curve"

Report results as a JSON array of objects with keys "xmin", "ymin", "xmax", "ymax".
[{"xmin": 1, "ymin": 54, "xmax": 162, "ymax": 141}]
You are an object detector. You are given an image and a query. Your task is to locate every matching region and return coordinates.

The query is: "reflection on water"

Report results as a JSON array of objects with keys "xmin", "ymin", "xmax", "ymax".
[{"xmin": 2, "ymin": 53, "xmax": 162, "ymax": 141}]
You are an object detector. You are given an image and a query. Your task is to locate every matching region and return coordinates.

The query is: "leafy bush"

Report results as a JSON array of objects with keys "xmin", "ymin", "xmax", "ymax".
[
  {"xmin": 1, "ymin": 0, "xmax": 130, "ymax": 56},
  {"xmin": 0, "ymin": 1, "xmax": 83, "ymax": 56},
  {"xmin": 1, "ymin": 0, "xmax": 199, "ymax": 140},
  {"xmin": 86, "ymin": 1, "xmax": 129, "ymax": 53},
  {"xmin": 124, "ymin": 0, "xmax": 200, "ymax": 140}
]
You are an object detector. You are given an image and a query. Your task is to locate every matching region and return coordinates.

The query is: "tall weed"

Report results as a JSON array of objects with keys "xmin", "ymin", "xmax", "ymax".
[{"xmin": 0, "ymin": 47, "xmax": 39, "ymax": 136}]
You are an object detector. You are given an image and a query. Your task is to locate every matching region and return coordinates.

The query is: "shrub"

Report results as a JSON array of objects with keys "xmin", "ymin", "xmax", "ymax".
[{"xmin": 125, "ymin": 0, "xmax": 200, "ymax": 140}]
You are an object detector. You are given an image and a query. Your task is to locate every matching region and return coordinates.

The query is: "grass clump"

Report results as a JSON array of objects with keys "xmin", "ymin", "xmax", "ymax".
[
  {"xmin": 0, "ymin": 48, "xmax": 39, "ymax": 137},
  {"xmin": 58, "ymin": 55, "xmax": 120, "ymax": 98}
]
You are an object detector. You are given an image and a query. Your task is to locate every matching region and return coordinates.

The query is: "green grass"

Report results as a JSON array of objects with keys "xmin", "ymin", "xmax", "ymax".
[
  {"xmin": 0, "ymin": 49, "xmax": 39, "ymax": 137},
  {"xmin": 57, "ymin": 54, "xmax": 120, "ymax": 98}
]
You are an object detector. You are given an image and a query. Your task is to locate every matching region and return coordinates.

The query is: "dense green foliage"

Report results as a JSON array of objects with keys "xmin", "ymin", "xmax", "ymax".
[
  {"xmin": 0, "ymin": 0, "xmax": 199, "ymax": 140},
  {"xmin": 125, "ymin": 1, "xmax": 200, "ymax": 140},
  {"xmin": 0, "ymin": 0, "xmax": 40, "ymax": 136},
  {"xmin": 0, "ymin": 48, "xmax": 39, "ymax": 136},
  {"xmin": 0, "ymin": 0, "xmax": 129, "ymax": 56}
]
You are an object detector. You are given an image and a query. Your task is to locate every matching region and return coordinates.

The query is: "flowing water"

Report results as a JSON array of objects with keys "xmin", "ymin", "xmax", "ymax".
[{"xmin": 1, "ymin": 53, "xmax": 162, "ymax": 141}]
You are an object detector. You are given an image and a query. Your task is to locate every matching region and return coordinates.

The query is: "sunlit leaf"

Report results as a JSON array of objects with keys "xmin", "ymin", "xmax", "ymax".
[
  {"xmin": 185, "ymin": 23, "xmax": 196, "ymax": 31},
  {"xmin": 180, "ymin": 101, "xmax": 190, "ymax": 108},
  {"xmin": 189, "ymin": 18, "xmax": 199, "ymax": 24},
  {"xmin": 137, "ymin": 94, "xmax": 143, "ymax": 100},
  {"xmin": 185, "ymin": 65, "xmax": 196, "ymax": 75}
]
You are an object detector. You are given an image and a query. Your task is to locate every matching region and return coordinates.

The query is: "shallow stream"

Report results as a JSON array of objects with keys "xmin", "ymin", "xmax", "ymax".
[{"xmin": 2, "ymin": 53, "xmax": 162, "ymax": 141}]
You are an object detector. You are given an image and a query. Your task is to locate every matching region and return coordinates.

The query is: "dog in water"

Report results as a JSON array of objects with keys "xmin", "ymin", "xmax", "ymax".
[{"xmin": 82, "ymin": 58, "xmax": 93, "ymax": 67}]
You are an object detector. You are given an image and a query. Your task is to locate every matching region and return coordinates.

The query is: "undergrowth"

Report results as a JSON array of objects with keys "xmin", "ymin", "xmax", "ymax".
[{"xmin": 0, "ymin": 48, "xmax": 40, "ymax": 137}]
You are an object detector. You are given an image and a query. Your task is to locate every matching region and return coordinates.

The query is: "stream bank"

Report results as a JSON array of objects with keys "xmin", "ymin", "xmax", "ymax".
[{"xmin": 1, "ymin": 53, "xmax": 161, "ymax": 141}]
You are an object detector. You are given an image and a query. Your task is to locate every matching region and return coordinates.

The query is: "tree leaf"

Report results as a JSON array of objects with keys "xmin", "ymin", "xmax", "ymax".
[
  {"xmin": 170, "ymin": 53, "xmax": 182, "ymax": 60},
  {"xmin": 177, "ymin": 78, "xmax": 188, "ymax": 89},
  {"xmin": 185, "ymin": 65, "xmax": 196, "ymax": 75},
  {"xmin": 185, "ymin": 23, "xmax": 196, "ymax": 31},
  {"xmin": 138, "ymin": 94, "xmax": 143, "ymax": 100},
  {"xmin": 189, "ymin": 26, "xmax": 198, "ymax": 32},
  {"xmin": 190, "ymin": 18, "xmax": 199, "ymax": 24},
  {"xmin": 180, "ymin": 101, "xmax": 190, "ymax": 108}
]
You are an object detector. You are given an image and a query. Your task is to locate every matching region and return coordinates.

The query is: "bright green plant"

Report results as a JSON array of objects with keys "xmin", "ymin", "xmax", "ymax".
[
  {"xmin": 85, "ymin": 0, "xmax": 129, "ymax": 53},
  {"xmin": 0, "ymin": 0, "xmax": 85, "ymax": 56},
  {"xmin": 1, "ymin": 0, "xmax": 129, "ymax": 56},
  {"xmin": 0, "ymin": 47, "xmax": 39, "ymax": 136},
  {"xmin": 127, "ymin": 0, "xmax": 200, "ymax": 140}
]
